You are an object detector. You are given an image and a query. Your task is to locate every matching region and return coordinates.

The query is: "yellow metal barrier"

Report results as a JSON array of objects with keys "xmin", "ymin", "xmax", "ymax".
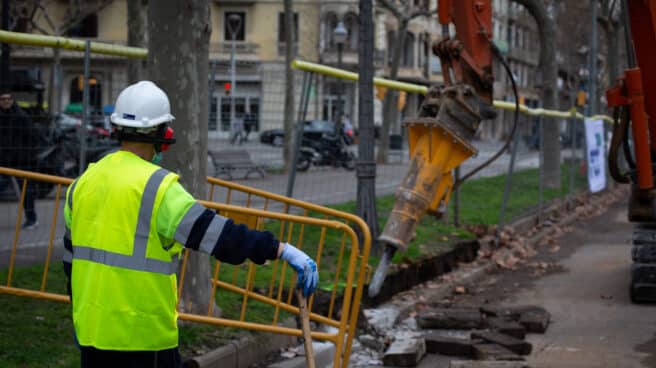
[
  {"xmin": 0, "ymin": 167, "xmax": 371, "ymax": 368},
  {"xmin": 292, "ymin": 59, "xmax": 614, "ymax": 123},
  {"xmin": 205, "ymin": 176, "xmax": 372, "ymax": 366}
]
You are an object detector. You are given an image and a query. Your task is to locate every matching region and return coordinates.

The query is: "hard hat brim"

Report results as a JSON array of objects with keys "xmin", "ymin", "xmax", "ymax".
[{"xmin": 110, "ymin": 113, "xmax": 175, "ymax": 128}]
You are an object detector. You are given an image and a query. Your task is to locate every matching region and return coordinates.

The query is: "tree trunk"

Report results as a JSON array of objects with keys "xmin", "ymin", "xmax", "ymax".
[
  {"xmin": 357, "ymin": 0, "xmax": 379, "ymax": 250},
  {"xmin": 283, "ymin": 0, "xmax": 295, "ymax": 171},
  {"xmin": 127, "ymin": 0, "xmax": 147, "ymax": 83},
  {"xmin": 377, "ymin": 20, "xmax": 407, "ymax": 163},
  {"xmin": 512, "ymin": 0, "xmax": 560, "ymax": 189},
  {"xmin": 148, "ymin": 0, "xmax": 215, "ymax": 316},
  {"xmin": 601, "ymin": 20, "xmax": 620, "ymax": 88}
]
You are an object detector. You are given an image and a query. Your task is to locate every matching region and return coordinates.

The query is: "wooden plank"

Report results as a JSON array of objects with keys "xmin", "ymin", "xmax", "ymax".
[
  {"xmin": 485, "ymin": 318, "xmax": 526, "ymax": 340},
  {"xmin": 416, "ymin": 308, "xmax": 484, "ymax": 330},
  {"xmin": 450, "ymin": 360, "xmax": 530, "ymax": 368},
  {"xmin": 383, "ymin": 338, "xmax": 427, "ymax": 367},
  {"xmin": 423, "ymin": 333, "xmax": 475, "ymax": 357},
  {"xmin": 518, "ymin": 311, "xmax": 550, "ymax": 333},
  {"xmin": 472, "ymin": 344, "xmax": 523, "ymax": 361},
  {"xmin": 470, "ymin": 331, "xmax": 532, "ymax": 355}
]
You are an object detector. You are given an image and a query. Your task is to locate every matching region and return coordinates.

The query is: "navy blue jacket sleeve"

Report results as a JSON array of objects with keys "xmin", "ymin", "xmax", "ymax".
[
  {"xmin": 212, "ymin": 219, "xmax": 280, "ymax": 265},
  {"xmin": 175, "ymin": 204, "xmax": 280, "ymax": 265}
]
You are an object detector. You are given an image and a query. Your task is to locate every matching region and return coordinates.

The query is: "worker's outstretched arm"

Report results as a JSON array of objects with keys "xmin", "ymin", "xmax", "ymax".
[{"xmin": 158, "ymin": 182, "xmax": 318, "ymax": 295}]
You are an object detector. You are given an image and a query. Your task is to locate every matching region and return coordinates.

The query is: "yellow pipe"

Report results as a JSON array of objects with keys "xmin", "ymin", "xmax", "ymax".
[
  {"xmin": 292, "ymin": 59, "xmax": 613, "ymax": 123},
  {"xmin": 0, "ymin": 30, "xmax": 147, "ymax": 59}
]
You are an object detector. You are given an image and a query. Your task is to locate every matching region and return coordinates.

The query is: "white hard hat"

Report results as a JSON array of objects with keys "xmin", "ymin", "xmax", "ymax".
[{"xmin": 110, "ymin": 81, "xmax": 175, "ymax": 128}]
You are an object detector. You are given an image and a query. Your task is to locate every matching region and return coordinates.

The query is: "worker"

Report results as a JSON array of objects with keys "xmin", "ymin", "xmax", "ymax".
[{"xmin": 62, "ymin": 81, "xmax": 318, "ymax": 367}]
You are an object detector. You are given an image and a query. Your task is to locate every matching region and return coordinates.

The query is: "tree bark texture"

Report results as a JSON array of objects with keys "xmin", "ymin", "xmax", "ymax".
[
  {"xmin": 512, "ymin": 0, "xmax": 560, "ymax": 189},
  {"xmin": 377, "ymin": 21, "xmax": 407, "ymax": 164},
  {"xmin": 127, "ymin": 0, "xmax": 147, "ymax": 83},
  {"xmin": 283, "ymin": 0, "xmax": 295, "ymax": 171},
  {"xmin": 357, "ymin": 0, "xmax": 380, "ymax": 249},
  {"xmin": 148, "ymin": 0, "xmax": 215, "ymax": 316}
]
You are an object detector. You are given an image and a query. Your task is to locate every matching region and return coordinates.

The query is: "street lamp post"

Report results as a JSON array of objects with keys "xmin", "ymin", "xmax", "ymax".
[
  {"xmin": 333, "ymin": 21, "xmax": 347, "ymax": 131},
  {"xmin": 227, "ymin": 14, "xmax": 242, "ymax": 137}
]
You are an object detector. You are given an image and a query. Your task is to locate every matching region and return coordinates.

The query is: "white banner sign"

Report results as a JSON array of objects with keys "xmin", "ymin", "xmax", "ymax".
[{"xmin": 584, "ymin": 118, "xmax": 607, "ymax": 193}]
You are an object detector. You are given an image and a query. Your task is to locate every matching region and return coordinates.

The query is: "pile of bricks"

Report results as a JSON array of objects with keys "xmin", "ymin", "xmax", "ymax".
[{"xmin": 382, "ymin": 305, "xmax": 550, "ymax": 367}]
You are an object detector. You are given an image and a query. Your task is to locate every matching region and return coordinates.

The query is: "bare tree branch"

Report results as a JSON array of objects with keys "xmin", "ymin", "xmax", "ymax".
[
  {"xmin": 377, "ymin": 0, "xmax": 404, "ymax": 19},
  {"xmin": 57, "ymin": 0, "xmax": 114, "ymax": 35},
  {"xmin": 35, "ymin": 1, "xmax": 64, "ymax": 34},
  {"xmin": 407, "ymin": 7, "xmax": 435, "ymax": 21}
]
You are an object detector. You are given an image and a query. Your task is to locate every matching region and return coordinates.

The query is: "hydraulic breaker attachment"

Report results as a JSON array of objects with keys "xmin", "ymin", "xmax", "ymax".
[
  {"xmin": 378, "ymin": 121, "xmax": 475, "ymax": 252},
  {"xmin": 369, "ymin": 86, "xmax": 480, "ymax": 298},
  {"xmin": 428, "ymin": 171, "xmax": 454, "ymax": 217}
]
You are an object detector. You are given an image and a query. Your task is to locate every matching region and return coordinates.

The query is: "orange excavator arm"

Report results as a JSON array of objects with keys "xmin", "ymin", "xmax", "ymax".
[{"xmin": 369, "ymin": 0, "xmax": 496, "ymax": 297}]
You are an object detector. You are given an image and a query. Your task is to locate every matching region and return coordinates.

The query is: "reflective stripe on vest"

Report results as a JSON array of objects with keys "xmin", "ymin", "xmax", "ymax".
[{"xmin": 71, "ymin": 168, "xmax": 178, "ymax": 275}]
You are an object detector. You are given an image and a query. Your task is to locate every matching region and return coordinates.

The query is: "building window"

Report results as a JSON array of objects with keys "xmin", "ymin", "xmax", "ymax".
[
  {"xmin": 66, "ymin": 14, "xmax": 98, "ymax": 38},
  {"xmin": 278, "ymin": 12, "xmax": 299, "ymax": 43},
  {"xmin": 323, "ymin": 12, "xmax": 338, "ymax": 49},
  {"xmin": 278, "ymin": 12, "xmax": 298, "ymax": 55},
  {"xmin": 387, "ymin": 30, "xmax": 396, "ymax": 65},
  {"xmin": 402, "ymin": 32, "xmax": 416, "ymax": 67},
  {"xmin": 224, "ymin": 12, "xmax": 246, "ymax": 41},
  {"xmin": 344, "ymin": 12, "xmax": 359, "ymax": 50}
]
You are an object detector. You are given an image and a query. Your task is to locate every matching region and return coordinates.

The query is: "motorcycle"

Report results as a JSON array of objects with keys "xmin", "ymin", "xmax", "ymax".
[{"xmin": 296, "ymin": 130, "xmax": 356, "ymax": 172}]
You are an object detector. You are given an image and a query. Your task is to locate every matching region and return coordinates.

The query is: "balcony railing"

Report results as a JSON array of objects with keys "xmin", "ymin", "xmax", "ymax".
[{"xmin": 212, "ymin": 41, "xmax": 260, "ymax": 55}]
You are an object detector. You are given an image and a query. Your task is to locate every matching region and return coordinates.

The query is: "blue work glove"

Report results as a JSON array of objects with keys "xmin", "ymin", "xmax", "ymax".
[{"xmin": 280, "ymin": 243, "xmax": 319, "ymax": 296}]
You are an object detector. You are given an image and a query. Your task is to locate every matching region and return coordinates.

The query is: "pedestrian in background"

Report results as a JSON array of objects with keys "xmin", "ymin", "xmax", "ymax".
[
  {"xmin": 230, "ymin": 116, "xmax": 246, "ymax": 145},
  {"xmin": 63, "ymin": 81, "xmax": 318, "ymax": 367},
  {"xmin": 0, "ymin": 90, "xmax": 39, "ymax": 229}
]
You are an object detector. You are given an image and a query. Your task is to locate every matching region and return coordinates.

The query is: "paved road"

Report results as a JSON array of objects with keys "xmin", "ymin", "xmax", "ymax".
[{"xmin": 516, "ymin": 203, "xmax": 656, "ymax": 368}]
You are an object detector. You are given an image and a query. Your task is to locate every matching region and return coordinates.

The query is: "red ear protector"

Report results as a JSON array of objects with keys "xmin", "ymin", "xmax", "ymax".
[
  {"xmin": 153, "ymin": 124, "xmax": 176, "ymax": 153},
  {"xmin": 161, "ymin": 127, "xmax": 175, "ymax": 152}
]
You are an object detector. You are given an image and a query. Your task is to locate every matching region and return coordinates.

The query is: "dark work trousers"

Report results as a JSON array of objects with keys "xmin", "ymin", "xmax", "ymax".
[
  {"xmin": 23, "ymin": 180, "xmax": 36, "ymax": 223},
  {"xmin": 80, "ymin": 346, "xmax": 182, "ymax": 368}
]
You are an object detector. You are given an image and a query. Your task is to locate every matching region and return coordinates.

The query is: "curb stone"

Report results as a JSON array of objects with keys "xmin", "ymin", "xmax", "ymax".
[{"xmin": 184, "ymin": 318, "xmax": 297, "ymax": 368}]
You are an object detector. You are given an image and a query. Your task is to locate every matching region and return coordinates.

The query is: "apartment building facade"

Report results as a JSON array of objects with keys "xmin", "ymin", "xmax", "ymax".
[{"xmin": 7, "ymin": 0, "xmax": 455, "ymax": 137}]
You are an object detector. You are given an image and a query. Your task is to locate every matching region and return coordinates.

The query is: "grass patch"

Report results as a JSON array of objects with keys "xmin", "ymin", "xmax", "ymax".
[
  {"xmin": 453, "ymin": 164, "xmax": 587, "ymax": 225},
  {"xmin": 0, "ymin": 164, "xmax": 586, "ymax": 366}
]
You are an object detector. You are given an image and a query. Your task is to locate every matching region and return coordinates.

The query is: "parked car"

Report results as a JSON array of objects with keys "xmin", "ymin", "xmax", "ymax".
[{"xmin": 260, "ymin": 120, "xmax": 354, "ymax": 146}]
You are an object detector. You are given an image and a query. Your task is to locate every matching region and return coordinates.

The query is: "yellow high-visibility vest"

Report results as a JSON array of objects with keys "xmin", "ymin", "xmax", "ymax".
[{"xmin": 67, "ymin": 151, "xmax": 182, "ymax": 351}]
